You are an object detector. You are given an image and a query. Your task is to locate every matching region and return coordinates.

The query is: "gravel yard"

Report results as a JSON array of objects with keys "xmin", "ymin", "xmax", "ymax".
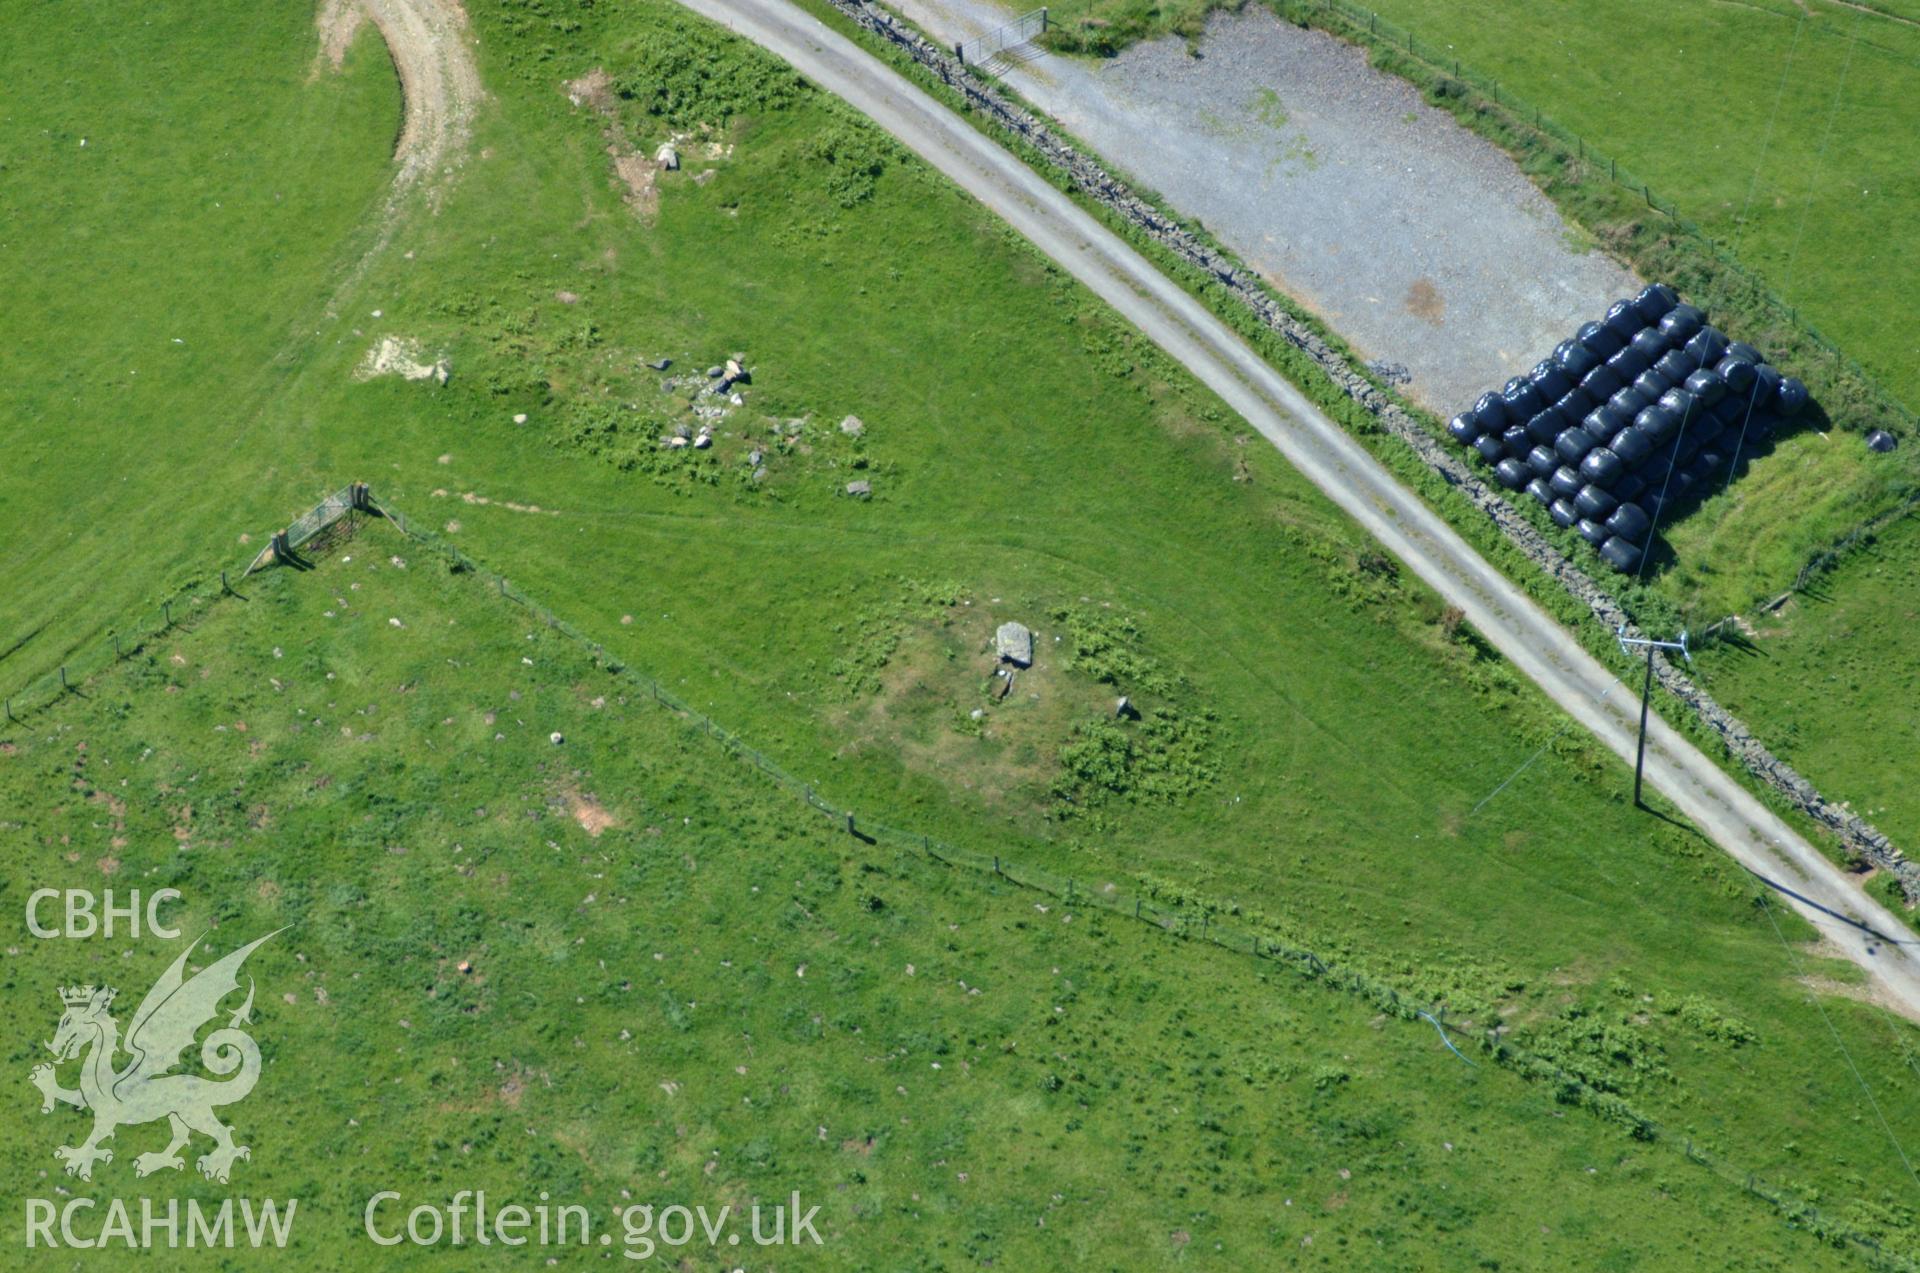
[{"xmin": 889, "ymin": 1, "xmax": 1639, "ymax": 413}]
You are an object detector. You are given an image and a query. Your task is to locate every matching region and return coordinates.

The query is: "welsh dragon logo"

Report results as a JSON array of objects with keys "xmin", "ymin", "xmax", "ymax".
[{"xmin": 30, "ymin": 929, "xmax": 283, "ymax": 1183}]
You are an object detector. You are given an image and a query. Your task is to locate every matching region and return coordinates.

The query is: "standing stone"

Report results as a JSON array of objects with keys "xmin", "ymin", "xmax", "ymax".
[{"xmin": 995, "ymin": 621, "xmax": 1033, "ymax": 667}]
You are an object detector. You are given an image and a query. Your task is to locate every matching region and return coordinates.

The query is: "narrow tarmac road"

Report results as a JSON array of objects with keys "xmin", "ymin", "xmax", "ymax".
[{"xmin": 682, "ymin": 0, "xmax": 1920, "ymax": 1021}]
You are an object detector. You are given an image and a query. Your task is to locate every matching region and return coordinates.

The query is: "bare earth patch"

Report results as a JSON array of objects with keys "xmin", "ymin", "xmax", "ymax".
[
  {"xmin": 355, "ymin": 335, "xmax": 448, "ymax": 383},
  {"xmin": 565, "ymin": 789, "xmax": 620, "ymax": 838}
]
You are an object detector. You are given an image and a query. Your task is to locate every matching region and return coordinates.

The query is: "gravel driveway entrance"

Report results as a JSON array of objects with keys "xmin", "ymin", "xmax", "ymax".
[{"xmin": 889, "ymin": 1, "xmax": 1639, "ymax": 413}]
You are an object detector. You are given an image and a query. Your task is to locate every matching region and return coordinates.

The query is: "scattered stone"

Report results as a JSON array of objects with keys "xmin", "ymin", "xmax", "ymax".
[
  {"xmin": 647, "ymin": 357, "xmax": 673, "ymax": 371},
  {"xmin": 846, "ymin": 480, "xmax": 872, "ymax": 499},
  {"xmin": 839, "ymin": 414, "xmax": 864, "ymax": 437},
  {"xmin": 1365, "ymin": 359, "xmax": 1413, "ymax": 386},
  {"xmin": 706, "ymin": 365, "xmax": 724, "ymax": 379},
  {"xmin": 666, "ymin": 436, "xmax": 689, "ymax": 449},
  {"xmin": 673, "ymin": 422, "xmax": 693, "ymax": 440},
  {"xmin": 457, "ymin": 960, "xmax": 473, "ymax": 974},
  {"xmin": 554, "ymin": 290, "xmax": 580, "ymax": 305},
  {"xmin": 692, "ymin": 433, "xmax": 712, "ymax": 449},
  {"xmin": 549, "ymin": 732, "xmax": 565, "ymax": 746},
  {"xmin": 995, "ymin": 621, "xmax": 1034, "ymax": 668},
  {"xmin": 693, "ymin": 169, "xmax": 718, "ymax": 186},
  {"xmin": 1115, "ymin": 695, "xmax": 1136, "ymax": 719},
  {"xmin": 512, "ymin": 413, "xmax": 528, "ymax": 424},
  {"xmin": 748, "ymin": 449, "xmax": 763, "ymax": 466},
  {"xmin": 1867, "ymin": 429, "xmax": 1898, "ymax": 453},
  {"xmin": 654, "ymin": 142, "xmax": 679, "ymax": 170},
  {"xmin": 752, "ymin": 466, "xmax": 767, "ymax": 482}
]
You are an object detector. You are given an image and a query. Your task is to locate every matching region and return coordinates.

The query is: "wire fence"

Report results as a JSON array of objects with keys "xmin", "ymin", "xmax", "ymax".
[
  {"xmin": 1289, "ymin": 0, "xmax": 1915, "ymax": 438},
  {"xmin": 0, "ymin": 483, "xmax": 1912, "ymax": 1264},
  {"xmin": 376, "ymin": 491, "xmax": 1920, "ymax": 1270},
  {"xmin": 1, "ymin": 486, "xmax": 378, "ymax": 725}
]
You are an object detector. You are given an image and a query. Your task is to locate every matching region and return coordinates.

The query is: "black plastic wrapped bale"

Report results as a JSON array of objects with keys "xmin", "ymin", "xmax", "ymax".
[
  {"xmin": 1708, "ymin": 396, "xmax": 1745, "ymax": 429},
  {"xmin": 1684, "ymin": 368, "xmax": 1726, "ymax": 408},
  {"xmin": 1555, "ymin": 340, "xmax": 1600, "ymax": 380},
  {"xmin": 1475, "ymin": 434, "xmax": 1507, "ymax": 464},
  {"xmin": 1580, "ymin": 448, "xmax": 1625, "ymax": 486},
  {"xmin": 1574, "ymin": 484, "xmax": 1618, "ymax": 521},
  {"xmin": 1654, "ymin": 349, "xmax": 1696, "ymax": 384},
  {"xmin": 1753, "ymin": 363, "xmax": 1783, "ymax": 407},
  {"xmin": 1658, "ymin": 388, "xmax": 1699, "ymax": 423},
  {"xmin": 1525, "ymin": 477, "xmax": 1555, "ymax": 505},
  {"xmin": 1495, "ymin": 457, "xmax": 1530, "ymax": 489},
  {"xmin": 1775, "ymin": 376, "xmax": 1810, "ymax": 417},
  {"xmin": 1559, "ymin": 385, "xmax": 1596, "ymax": 421},
  {"xmin": 1657, "ymin": 304, "xmax": 1704, "ymax": 346},
  {"xmin": 1528, "ymin": 444, "xmax": 1560, "ymax": 477},
  {"xmin": 1604, "ymin": 299, "xmax": 1643, "ymax": 342},
  {"xmin": 1610, "ymin": 426, "xmax": 1655, "ymax": 466},
  {"xmin": 1727, "ymin": 340, "xmax": 1765, "ymax": 367},
  {"xmin": 1555, "ymin": 426, "xmax": 1599, "ymax": 465},
  {"xmin": 1501, "ymin": 425, "xmax": 1532, "ymax": 453},
  {"xmin": 1550, "ymin": 465, "xmax": 1585, "ymax": 499},
  {"xmin": 1635, "ymin": 401, "xmax": 1682, "ymax": 443},
  {"xmin": 1633, "ymin": 282, "xmax": 1679, "ymax": 323},
  {"xmin": 1614, "ymin": 472, "xmax": 1648, "ymax": 503},
  {"xmin": 1585, "ymin": 403, "xmax": 1629, "ymax": 442},
  {"xmin": 1632, "ymin": 369, "xmax": 1672, "ymax": 402},
  {"xmin": 1526, "ymin": 407, "xmax": 1565, "ymax": 444},
  {"xmin": 1474, "ymin": 390, "xmax": 1511, "ymax": 432},
  {"xmin": 1449, "ymin": 413, "xmax": 1481, "ymax": 444},
  {"xmin": 1684, "ymin": 328, "xmax": 1731, "ymax": 367},
  {"xmin": 1579, "ymin": 319, "xmax": 1626, "ymax": 358},
  {"xmin": 1599, "ymin": 536, "xmax": 1643, "ymax": 573},
  {"xmin": 1868, "ymin": 430, "xmax": 1898, "ymax": 453},
  {"xmin": 1532, "ymin": 363, "xmax": 1573, "ymax": 403},
  {"xmin": 1667, "ymin": 469, "xmax": 1696, "ymax": 498},
  {"xmin": 1550, "ymin": 497, "xmax": 1580, "ymax": 528},
  {"xmin": 1693, "ymin": 449, "xmax": 1727, "ymax": 479},
  {"xmin": 1608, "ymin": 345, "xmax": 1652, "ymax": 382},
  {"xmin": 1581, "ymin": 363, "xmax": 1625, "ymax": 402},
  {"xmin": 1504, "ymin": 378, "xmax": 1545, "ymax": 421},
  {"xmin": 1609, "ymin": 385, "xmax": 1653, "ymax": 420},
  {"xmin": 1576, "ymin": 517, "xmax": 1612, "ymax": 547},
  {"xmin": 1605, "ymin": 502, "xmax": 1651, "ymax": 542},
  {"xmin": 1716, "ymin": 358, "xmax": 1759, "ymax": 399},
  {"xmin": 1642, "ymin": 489, "xmax": 1667, "ymax": 519},
  {"xmin": 1630, "ymin": 328, "xmax": 1667, "ymax": 361}
]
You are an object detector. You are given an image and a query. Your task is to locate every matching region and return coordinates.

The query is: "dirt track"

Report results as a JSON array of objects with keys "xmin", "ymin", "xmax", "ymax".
[
  {"xmin": 314, "ymin": 0, "xmax": 483, "ymax": 247},
  {"xmin": 682, "ymin": 0, "xmax": 1920, "ymax": 1023}
]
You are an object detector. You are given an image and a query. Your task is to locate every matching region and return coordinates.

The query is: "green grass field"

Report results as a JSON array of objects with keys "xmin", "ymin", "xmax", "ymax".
[
  {"xmin": 0, "ymin": 524, "xmax": 1874, "ymax": 1269},
  {"xmin": 1695, "ymin": 511, "xmax": 1920, "ymax": 862},
  {"xmin": 6, "ymin": 0, "xmax": 1920, "ymax": 1265}
]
